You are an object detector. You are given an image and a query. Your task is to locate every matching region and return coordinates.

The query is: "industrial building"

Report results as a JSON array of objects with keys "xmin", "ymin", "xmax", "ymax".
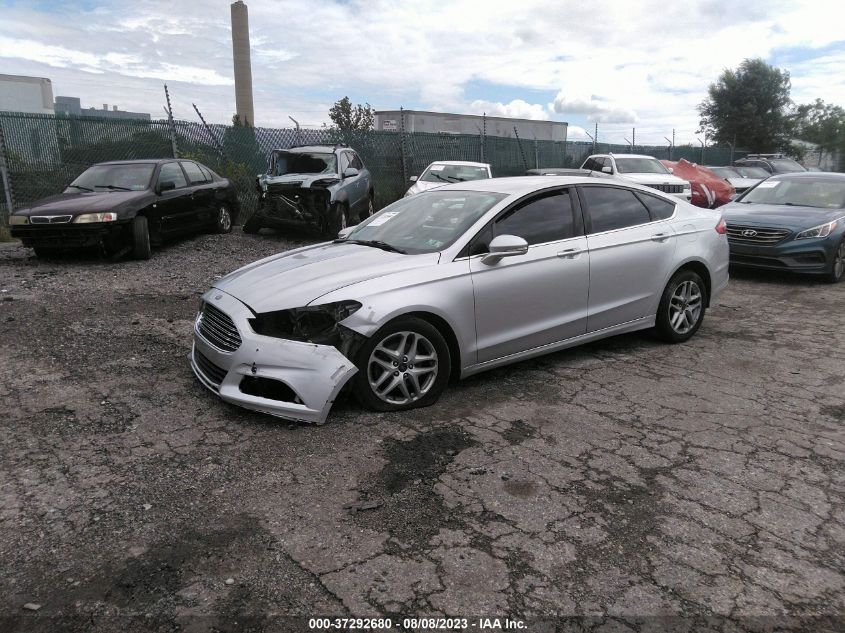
[
  {"xmin": 374, "ymin": 109, "xmax": 568, "ymax": 142},
  {"xmin": 0, "ymin": 74, "xmax": 55, "ymax": 115},
  {"xmin": 54, "ymin": 96, "xmax": 150, "ymax": 121}
]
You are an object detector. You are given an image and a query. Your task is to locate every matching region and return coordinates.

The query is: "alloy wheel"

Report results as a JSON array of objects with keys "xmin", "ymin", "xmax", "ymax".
[
  {"xmin": 218, "ymin": 206, "xmax": 232, "ymax": 231},
  {"xmin": 668, "ymin": 280, "xmax": 702, "ymax": 334},
  {"xmin": 834, "ymin": 241, "xmax": 845, "ymax": 280},
  {"xmin": 367, "ymin": 331, "xmax": 438, "ymax": 405}
]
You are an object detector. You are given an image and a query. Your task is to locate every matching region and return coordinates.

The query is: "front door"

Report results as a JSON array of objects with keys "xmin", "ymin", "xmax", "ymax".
[
  {"xmin": 578, "ymin": 184, "xmax": 678, "ymax": 332},
  {"xmin": 469, "ymin": 188, "xmax": 590, "ymax": 364}
]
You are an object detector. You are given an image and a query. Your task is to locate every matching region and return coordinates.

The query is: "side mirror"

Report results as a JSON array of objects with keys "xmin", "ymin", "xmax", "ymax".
[
  {"xmin": 343, "ymin": 167, "xmax": 359, "ymax": 179},
  {"xmin": 668, "ymin": 167, "xmax": 674, "ymax": 174},
  {"xmin": 409, "ymin": 175, "xmax": 418, "ymax": 182},
  {"xmin": 482, "ymin": 234, "xmax": 529, "ymax": 265},
  {"xmin": 601, "ymin": 166, "xmax": 612, "ymax": 174},
  {"xmin": 158, "ymin": 180, "xmax": 176, "ymax": 193},
  {"xmin": 337, "ymin": 226, "xmax": 355, "ymax": 240}
]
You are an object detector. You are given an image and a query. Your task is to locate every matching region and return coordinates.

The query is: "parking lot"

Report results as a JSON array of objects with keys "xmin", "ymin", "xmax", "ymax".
[{"xmin": 1, "ymin": 230, "xmax": 844, "ymax": 631}]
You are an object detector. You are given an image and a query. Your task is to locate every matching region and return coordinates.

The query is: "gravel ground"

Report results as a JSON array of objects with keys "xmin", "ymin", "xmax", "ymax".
[{"xmin": 1, "ymin": 229, "xmax": 844, "ymax": 632}]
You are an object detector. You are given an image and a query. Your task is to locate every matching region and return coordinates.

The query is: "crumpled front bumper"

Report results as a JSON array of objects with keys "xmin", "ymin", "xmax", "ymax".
[{"xmin": 189, "ymin": 290, "xmax": 358, "ymax": 424}]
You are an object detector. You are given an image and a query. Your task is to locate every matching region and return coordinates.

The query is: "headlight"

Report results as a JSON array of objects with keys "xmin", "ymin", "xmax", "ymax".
[
  {"xmin": 249, "ymin": 300, "xmax": 362, "ymax": 343},
  {"xmin": 9, "ymin": 215, "xmax": 28, "ymax": 225},
  {"xmin": 74, "ymin": 212, "xmax": 118, "ymax": 223},
  {"xmin": 795, "ymin": 219, "xmax": 837, "ymax": 240}
]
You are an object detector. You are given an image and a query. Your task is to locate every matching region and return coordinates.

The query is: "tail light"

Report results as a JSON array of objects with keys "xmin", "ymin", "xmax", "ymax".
[{"xmin": 715, "ymin": 217, "xmax": 727, "ymax": 234}]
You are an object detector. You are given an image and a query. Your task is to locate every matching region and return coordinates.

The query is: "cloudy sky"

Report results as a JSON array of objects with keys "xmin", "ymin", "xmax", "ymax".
[{"xmin": 1, "ymin": 0, "xmax": 843, "ymax": 144}]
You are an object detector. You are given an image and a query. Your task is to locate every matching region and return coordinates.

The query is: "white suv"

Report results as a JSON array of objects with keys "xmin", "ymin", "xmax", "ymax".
[{"xmin": 581, "ymin": 154, "xmax": 692, "ymax": 201}]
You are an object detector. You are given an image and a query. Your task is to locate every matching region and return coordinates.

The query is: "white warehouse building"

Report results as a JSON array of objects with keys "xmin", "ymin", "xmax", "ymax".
[
  {"xmin": 375, "ymin": 109, "xmax": 568, "ymax": 142},
  {"xmin": 0, "ymin": 74, "xmax": 55, "ymax": 115}
]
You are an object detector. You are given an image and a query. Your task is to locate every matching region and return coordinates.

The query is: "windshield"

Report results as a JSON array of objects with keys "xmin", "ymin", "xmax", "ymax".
[
  {"xmin": 709, "ymin": 167, "xmax": 740, "ymax": 179},
  {"xmin": 739, "ymin": 177, "xmax": 845, "ymax": 209},
  {"xmin": 733, "ymin": 166, "xmax": 769, "ymax": 179},
  {"xmin": 769, "ymin": 159, "xmax": 806, "ymax": 174},
  {"xmin": 66, "ymin": 164, "xmax": 155, "ymax": 192},
  {"xmin": 420, "ymin": 164, "xmax": 490, "ymax": 183},
  {"xmin": 343, "ymin": 190, "xmax": 507, "ymax": 254},
  {"xmin": 272, "ymin": 152, "xmax": 336, "ymax": 176},
  {"xmin": 614, "ymin": 158, "xmax": 670, "ymax": 174}
]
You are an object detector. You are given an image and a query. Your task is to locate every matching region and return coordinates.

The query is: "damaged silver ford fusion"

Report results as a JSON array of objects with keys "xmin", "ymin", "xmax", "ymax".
[
  {"xmin": 242, "ymin": 144, "xmax": 375, "ymax": 238},
  {"xmin": 192, "ymin": 177, "xmax": 729, "ymax": 424}
]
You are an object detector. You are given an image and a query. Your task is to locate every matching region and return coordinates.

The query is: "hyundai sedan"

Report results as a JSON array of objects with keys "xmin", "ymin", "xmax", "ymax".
[
  {"xmin": 720, "ymin": 172, "xmax": 845, "ymax": 282},
  {"xmin": 191, "ymin": 177, "xmax": 729, "ymax": 423}
]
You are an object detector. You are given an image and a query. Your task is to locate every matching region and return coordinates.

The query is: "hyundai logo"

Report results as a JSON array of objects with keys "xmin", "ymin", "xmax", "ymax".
[{"xmin": 742, "ymin": 229, "xmax": 758, "ymax": 237}]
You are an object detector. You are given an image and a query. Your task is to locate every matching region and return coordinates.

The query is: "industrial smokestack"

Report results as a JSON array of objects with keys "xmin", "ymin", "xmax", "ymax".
[{"xmin": 230, "ymin": 0, "xmax": 255, "ymax": 126}]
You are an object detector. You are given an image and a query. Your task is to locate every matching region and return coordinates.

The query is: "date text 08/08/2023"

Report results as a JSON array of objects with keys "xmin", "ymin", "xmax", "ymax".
[{"xmin": 308, "ymin": 617, "xmax": 527, "ymax": 630}]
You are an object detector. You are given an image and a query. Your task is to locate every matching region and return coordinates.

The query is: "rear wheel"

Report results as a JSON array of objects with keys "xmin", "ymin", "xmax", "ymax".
[
  {"xmin": 353, "ymin": 317, "xmax": 451, "ymax": 412},
  {"xmin": 655, "ymin": 270, "xmax": 706, "ymax": 343},
  {"xmin": 33, "ymin": 246, "xmax": 59, "ymax": 258},
  {"xmin": 826, "ymin": 238, "xmax": 845, "ymax": 283},
  {"xmin": 214, "ymin": 204, "xmax": 233, "ymax": 234},
  {"xmin": 132, "ymin": 216, "xmax": 151, "ymax": 260}
]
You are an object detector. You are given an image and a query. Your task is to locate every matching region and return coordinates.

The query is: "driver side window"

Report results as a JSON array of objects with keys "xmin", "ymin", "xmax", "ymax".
[{"xmin": 158, "ymin": 162, "xmax": 187, "ymax": 189}]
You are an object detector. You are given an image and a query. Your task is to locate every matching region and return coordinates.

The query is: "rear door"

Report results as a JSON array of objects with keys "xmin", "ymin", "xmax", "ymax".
[
  {"xmin": 469, "ymin": 188, "xmax": 589, "ymax": 363},
  {"xmin": 155, "ymin": 162, "xmax": 194, "ymax": 234},
  {"xmin": 578, "ymin": 184, "xmax": 678, "ymax": 332},
  {"xmin": 181, "ymin": 161, "xmax": 215, "ymax": 227}
]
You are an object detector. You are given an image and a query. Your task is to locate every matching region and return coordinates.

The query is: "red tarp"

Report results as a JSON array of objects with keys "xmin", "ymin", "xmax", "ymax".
[{"xmin": 660, "ymin": 159, "xmax": 735, "ymax": 208}]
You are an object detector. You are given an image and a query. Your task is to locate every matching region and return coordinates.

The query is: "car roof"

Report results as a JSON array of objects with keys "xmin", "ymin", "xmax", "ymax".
[
  {"xmin": 96, "ymin": 159, "xmax": 175, "ymax": 165},
  {"xmin": 276, "ymin": 145, "xmax": 345, "ymax": 154},
  {"xmin": 426, "ymin": 160, "xmax": 491, "ymax": 168},
  {"xmin": 431, "ymin": 175, "xmax": 654, "ymax": 196},
  {"xmin": 591, "ymin": 153, "xmax": 659, "ymax": 159},
  {"xmin": 768, "ymin": 171, "xmax": 845, "ymax": 180}
]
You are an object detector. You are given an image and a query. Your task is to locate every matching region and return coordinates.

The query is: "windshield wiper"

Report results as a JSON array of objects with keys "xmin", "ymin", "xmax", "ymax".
[
  {"xmin": 94, "ymin": 184, "xmax": 132, "ymax": 191},
  {"xmin": 430, "ymin": 173, "xmax": 451, "ymax": 183},
  {"xmin": 67, "ymin": 184, "xmax": 93, "ymax": 192},
  {"xmin": 334, "ymin": 239, "xmax": 406, "ymax": 254}
]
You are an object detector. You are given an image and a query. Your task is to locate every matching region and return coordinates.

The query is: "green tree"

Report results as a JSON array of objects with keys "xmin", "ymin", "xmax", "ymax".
[
  {"xmin": 328, "ymin": 97, "xmax": 374, "ymax": 131},
  {"xmin": 792, "ymin": 99, "xmax": 845, "ymax": 149},
  {"xmin": 698, "ymin": 58, "xmax": 792, "ymax": 151}
]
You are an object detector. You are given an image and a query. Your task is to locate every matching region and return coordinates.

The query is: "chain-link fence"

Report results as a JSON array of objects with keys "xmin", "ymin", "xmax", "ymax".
[{"xmin": 0, "ymin": 111, "xmax": 748, "ymax": 226}]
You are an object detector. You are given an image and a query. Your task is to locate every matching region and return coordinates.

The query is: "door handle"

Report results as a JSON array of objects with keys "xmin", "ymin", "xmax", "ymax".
[
  {"xmin": 557, "ymin": 248, "xmax": 583, "ymax": 259},
  {"xmin": 651, "ymin": 233, "xmax": 670, "ymax": 242}
]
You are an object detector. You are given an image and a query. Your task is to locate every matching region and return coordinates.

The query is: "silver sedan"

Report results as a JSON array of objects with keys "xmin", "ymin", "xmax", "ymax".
[{"xmin": 191, "ymin": 176, "xmax": 729, "ymax": 423}]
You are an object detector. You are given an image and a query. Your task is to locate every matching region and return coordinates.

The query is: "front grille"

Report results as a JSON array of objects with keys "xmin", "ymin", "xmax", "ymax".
[
  {"xmin": 725, "ymin": 224, "xmax": 790, "ymax": 245},
  {"xmin": 193, "ymin": 348, "xmax": 227, "ymax": 389},
  {"xmin": 197, "ymin": 303, "xmax": 241, "ymax": 352},
  {"xmin": 30, "ymin": 215, "xmax": 73, "ymax": 224},
  {"xmin": 648, "ymin": 184, "xmax": 684, "ymax": 194},
  {"xmin": 267, "ymin": 181, "xmax": 303, "ymax": 192}
]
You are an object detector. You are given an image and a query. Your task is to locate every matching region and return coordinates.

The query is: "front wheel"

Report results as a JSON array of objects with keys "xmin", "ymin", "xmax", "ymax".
[
  {"xmin": 654, "ymin": 270, "xmax": 706, "ymax": 343},
  {"xmin": 132, "ymin": 216, "xmax": 152, "ymax": 260},
  {"xmin": 360, "ymin": 193, "xmax": 375, "ymax": 222},
  {"xmin": 826, "ymin": 238, "xmax": 845, "ymax": 283},
  {"xmin": 353, "ymin": 317, "xmax": 451, "ymax": 412},
  {"xmin": 214, "ymin": 204, "xmax": 233, "ymax": 234},
  {"xmin": 325, "ymin": 202, "xmax": 348, "ymax": 238},
  {"xmin": 242, "ymin": 215, "xmax": 262, "ymax": 234}
]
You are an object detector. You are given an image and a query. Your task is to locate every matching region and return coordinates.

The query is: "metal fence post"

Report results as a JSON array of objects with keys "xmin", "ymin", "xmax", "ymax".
[
  {"xmin": 399, "ymin": 107, "xmax": 407, "ymax": 184},
  {"xmin": 0, "ymin": 121, "xmax": 15, "ymax": 225},
  {"xmin": 481, "ymin": 112, "xmax": 486, "ymax": 163},
  {"xmin": 164, "ymin": 84, "xmax": 179, "ymax": 158}
]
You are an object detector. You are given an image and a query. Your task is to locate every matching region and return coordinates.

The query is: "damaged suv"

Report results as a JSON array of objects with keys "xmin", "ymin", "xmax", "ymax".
[{"xmin": 243, "ymin": 144, "xmax": 374, "ymax": 237}]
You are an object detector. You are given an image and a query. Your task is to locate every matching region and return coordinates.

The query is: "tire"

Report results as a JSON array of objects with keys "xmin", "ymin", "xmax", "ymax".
[
  {"xmin": 132, "ymin": 216, "xmax": 152, "ymax": 260},
  {"xmin": 360, "ymin": 192, "xmax": 375, "ymax": 222},
  {"xmin": 654, "ymin": 270, "xmax": 706, "ymax": 343},
  {"xmin": 242, "ymin": 216, "xmax": 262, "ymax": 234},
  {"xmin": 214, "ymin": 204, "xmax": 233, "ymax": 234},
  {"xmin": 352, "ymin": 317, "xmax": 451, "ymax": 412},
  {"xmin": 324, "ymin": 202, "xmax": 348, "ymax": 238},
  {"xmin": 826, "ymin": 238, "xmax": 845, "ymax": 283},
  {"xmin": 33, "ymin": 246, "xmax": 58, "ymax": 258}
]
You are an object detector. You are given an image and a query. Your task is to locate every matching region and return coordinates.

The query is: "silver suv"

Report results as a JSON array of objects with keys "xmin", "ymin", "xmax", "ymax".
[
  {"xmin": 581, "ymin": 153, "xmax": 692, "ymax": 201},
  {"xmin": 244, "ymin": 144, "xmax": 374, "ymax": 237}
]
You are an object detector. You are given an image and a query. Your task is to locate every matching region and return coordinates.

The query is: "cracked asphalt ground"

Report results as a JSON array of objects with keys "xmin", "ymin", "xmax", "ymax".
[{"xmin": 1, "ymin": 230, "xmax": 844, "ymax": 633}]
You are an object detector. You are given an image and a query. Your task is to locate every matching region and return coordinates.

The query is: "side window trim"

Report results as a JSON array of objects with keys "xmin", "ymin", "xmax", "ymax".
[{"xmin": 576, "ymin": 184, "xmax": 657, "ymax": 235}]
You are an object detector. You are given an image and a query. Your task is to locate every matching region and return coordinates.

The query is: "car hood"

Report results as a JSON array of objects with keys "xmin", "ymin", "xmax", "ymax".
[
  {"xmin": 619, "ymin": 173, "xmax": 689, "ymax": 186},
  {"xmin": 213, "ymin": 242, "xmax": 440, "ymax": 313},
  {"xmin": 720, "ymin": 202, "xmax": 844, "ymax": 229},
  {"xmin": 15, "ymin": 190, "xmax": 150, "ymax": 216},
  {"xmin": 406, "ymin": 180, "xmax": 444, "ymax": 196},
  {"xmin": 726, "ymin": 177, "xmax": 762, "ymax": 189},
  {"xmin": 261, "ymin": 173, "xmax": 340, "ymax": 189}
]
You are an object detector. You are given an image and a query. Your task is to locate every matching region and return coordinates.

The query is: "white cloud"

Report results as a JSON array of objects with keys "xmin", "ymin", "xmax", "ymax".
[
  {"xmin": 551, "ymin": 93, "xmax": 638, "ymax": 124},
  {"xmin": 468, "ymin": 99, "xmax": 549, "ymax": 120}
]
